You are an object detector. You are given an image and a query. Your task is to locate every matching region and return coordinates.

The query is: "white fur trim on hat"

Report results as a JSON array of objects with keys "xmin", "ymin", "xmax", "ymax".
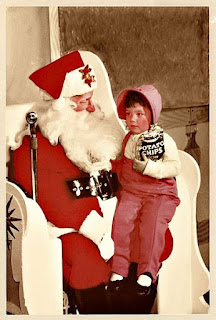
[
  {"xmin": 52, "ymin": 96, "xmax": 66, "ymax": 110},
  {"xmin": 60, "ymin": 64, "xmax": 97, "ymax": 98}
]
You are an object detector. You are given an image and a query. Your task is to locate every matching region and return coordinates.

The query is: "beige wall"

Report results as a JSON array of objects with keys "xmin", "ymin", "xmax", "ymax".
[{"xmin": 6, "ymin": 7, "xmax": 51, "ymax": 104}]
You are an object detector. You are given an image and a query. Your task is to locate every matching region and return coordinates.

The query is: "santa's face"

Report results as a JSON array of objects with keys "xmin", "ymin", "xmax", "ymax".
[
  {"xmin": 36, "ymin": 95, "xmax": 124, "ymax": 173},
  {"xmin": 69, "ymin": 91, "xmax": 95, "ymax": 112}
]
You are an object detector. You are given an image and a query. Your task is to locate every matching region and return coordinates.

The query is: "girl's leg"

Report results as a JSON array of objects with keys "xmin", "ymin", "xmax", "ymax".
[
  {"xmin": 138, "ymin": 194, "xmax": 180, "ymax": 282},
  {"xmin": 111, "ymin": 190, "xmax": 142, "ymax": 278}
]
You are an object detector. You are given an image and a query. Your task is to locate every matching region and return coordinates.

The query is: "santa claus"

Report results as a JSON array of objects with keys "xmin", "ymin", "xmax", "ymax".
[{"xmin": 11, "ymin": 51, "xmax": 125, "ymax": 314}]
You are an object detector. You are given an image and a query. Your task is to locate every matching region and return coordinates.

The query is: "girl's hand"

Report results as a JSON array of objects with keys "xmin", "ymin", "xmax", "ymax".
[{"xmin": 133, "ymin": 158, "xmax": 148, "ymax": 173}]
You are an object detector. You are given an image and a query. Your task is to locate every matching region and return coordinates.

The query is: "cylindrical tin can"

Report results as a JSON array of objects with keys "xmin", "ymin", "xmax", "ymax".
[{"xmin": 135, "ymin": 124, "xmax": 165, "ymax": 161}]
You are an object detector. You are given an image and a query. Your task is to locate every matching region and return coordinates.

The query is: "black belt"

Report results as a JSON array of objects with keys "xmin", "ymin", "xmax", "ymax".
[{"xmin": 66, "ymin": 171, "xmax": 119, "ymax": 200}]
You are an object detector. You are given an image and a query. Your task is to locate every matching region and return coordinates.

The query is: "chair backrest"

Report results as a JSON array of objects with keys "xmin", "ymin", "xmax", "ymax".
[
  {"xmin": 158, "ymin": 150, "xmax": 209, "ymax": 314},
  {"xmin": 6, "ymin": 102, "xmax": 34, "ymax": 152}
]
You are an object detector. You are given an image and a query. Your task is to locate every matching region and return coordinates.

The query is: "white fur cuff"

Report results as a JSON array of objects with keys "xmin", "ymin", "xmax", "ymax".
[
  {"xmin": 79, "ymin": 210, "xmax": 107, "ymax": 244},
  {"xmin": 98, "ymin": 233, "xmax": 115, "ymax": 261}
]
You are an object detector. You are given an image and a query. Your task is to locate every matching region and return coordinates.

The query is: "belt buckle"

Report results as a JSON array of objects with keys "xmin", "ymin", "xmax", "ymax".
[{"xmin": 67, "ymin": 171, "xmax": 118, "ymax": 200}]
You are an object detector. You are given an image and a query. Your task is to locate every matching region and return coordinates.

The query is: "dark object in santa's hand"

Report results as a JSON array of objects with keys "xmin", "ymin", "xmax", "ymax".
[
  {"xmin": 136, "ymin": 124, "xmax": 165, "ymax": 162},
  {"xmin": 66, "ymin": 171, "xmax": 119, "ymax": 200}
]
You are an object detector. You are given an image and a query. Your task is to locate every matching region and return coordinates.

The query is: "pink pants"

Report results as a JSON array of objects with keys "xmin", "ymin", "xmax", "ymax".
[{"xmin": 111, "ymin": 190, "xmax": 180, "ymax": 282}]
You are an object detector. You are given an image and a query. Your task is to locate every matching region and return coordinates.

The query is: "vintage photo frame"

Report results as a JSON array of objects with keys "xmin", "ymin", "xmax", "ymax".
[{"xmin": 1, "ymin": 0, "xmax": 216, "ymax": 319}]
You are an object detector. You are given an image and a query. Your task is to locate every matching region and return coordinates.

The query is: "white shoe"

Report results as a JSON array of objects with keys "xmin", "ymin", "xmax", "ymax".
[
  {"xmin": 110, "ymin": 273, "xmax": 124, "ymax": 282},
  {"xmin": 137, "ymin": 274, "xmax": 152, "ymax": 287}
]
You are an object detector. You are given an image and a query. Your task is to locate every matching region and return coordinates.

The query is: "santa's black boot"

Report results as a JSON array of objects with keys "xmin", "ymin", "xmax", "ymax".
[
  {"xmin": 73, "ymin": 283, "xmax": 109, "ymax": 314},
  {"xmin": 106, "ymin": 263, "xmax": 157, "ymax": 314}
]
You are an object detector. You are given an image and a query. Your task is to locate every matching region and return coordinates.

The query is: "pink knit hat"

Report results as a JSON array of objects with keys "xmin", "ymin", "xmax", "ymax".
[{"xmin": 117, "ymin": 84, "xmax": 162, "ymax": 124}]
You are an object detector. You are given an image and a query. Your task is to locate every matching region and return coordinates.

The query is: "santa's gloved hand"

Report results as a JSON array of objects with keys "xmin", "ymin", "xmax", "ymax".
[
  {"xmin": 133, "ymin": 157, "xmax": 148, "ymax": 173},
  {"xmin": 98, "ymin": 233, "xmax": 114, "ymax": 261},
  {"xmin": 79, "ymin": 210, "xmax": 115, "ymax": 260},
  {"xmin": 79, "ymin": 210, "xmax": 107, "ymax": 244}
]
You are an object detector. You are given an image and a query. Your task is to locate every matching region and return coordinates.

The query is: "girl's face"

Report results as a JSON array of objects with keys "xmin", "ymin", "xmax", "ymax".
[{"xmin": 125, "ymin": 103, "xmax": 152, "ymax": 134}]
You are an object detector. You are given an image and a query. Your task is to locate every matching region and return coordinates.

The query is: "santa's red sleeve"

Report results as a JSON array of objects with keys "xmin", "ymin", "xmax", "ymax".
[{"xmin": 13, "ymin": 133, "xmax": 104, "ymax": 229}]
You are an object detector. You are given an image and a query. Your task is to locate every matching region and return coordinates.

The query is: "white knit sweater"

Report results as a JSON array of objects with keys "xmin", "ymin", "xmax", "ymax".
[{"xmin": 124, "ymin": 132, "xmax": 181, "ymax": 179}]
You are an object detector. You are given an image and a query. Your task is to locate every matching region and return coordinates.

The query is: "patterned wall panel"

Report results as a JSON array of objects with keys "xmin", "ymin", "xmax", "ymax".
[{"xmin": 59, "ymin": 7, "xmax": 209, "ymax": 109}]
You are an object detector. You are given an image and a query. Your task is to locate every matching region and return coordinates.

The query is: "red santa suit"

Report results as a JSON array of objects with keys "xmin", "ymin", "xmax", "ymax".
[
  {"xmin": 11, "ymin": 51, "xmax": 124, "ymax": 295},
  {"xmin": 13, "ymin": 132, "xmax": 111, "ymax": 289}
]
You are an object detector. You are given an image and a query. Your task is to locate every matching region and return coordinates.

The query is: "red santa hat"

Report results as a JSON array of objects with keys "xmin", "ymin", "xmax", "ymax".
[{"xmin": 29, "ymin": 51, "xmax": 97, "ymax": 100}]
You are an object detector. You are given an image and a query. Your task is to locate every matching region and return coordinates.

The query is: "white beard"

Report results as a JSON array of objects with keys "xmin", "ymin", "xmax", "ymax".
[{"xmin": 36, "ymin": 99, "xmax": 124, "ymax": 173}]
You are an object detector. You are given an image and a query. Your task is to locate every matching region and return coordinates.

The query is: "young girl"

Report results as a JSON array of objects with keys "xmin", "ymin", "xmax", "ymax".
[{"xmin": 110, "ymin": 85, "xmax": 181, "ymax": 294}]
